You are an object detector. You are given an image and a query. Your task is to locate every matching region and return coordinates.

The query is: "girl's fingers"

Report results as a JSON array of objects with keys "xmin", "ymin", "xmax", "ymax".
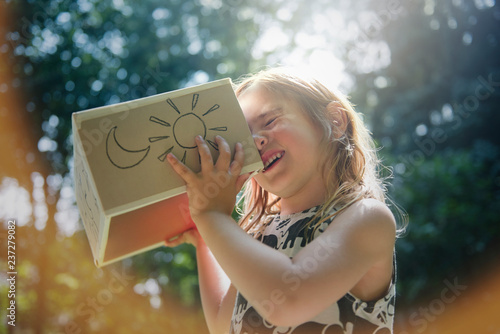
[
  {"xmin": 236, "ymin": 172, "xmax": 251, "ymax": 192},
  {"xmin": 230, "ymin": 142, "xmax": 244, "ymax": 176},
  {"xmin": 166, "ymin": 153, "xmax": 195, "ymax": 183},
  {"xmin": 196, "ymin": 136, "xmax": 214, "ymax": 173},
  {"xmin": 165, "ymin": 228, "xmax": 200, "ymax": 248},
  {"xmin": 215, "ymin": 135, "xmax": 232, "ymax": 171},
  {"xmin": 164, "ymin": 234, "xmax": 184, "ymax": 248},
  {"xmin": 169, "ymin": 136, "xmax": 244, "ymax": 185},
  {"xmin": 233, "ymin": 143, "xmax": 248, "ymax": 191}
]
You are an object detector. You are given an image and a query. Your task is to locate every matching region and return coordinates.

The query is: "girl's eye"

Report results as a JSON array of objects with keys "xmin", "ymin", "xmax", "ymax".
[{"xmin": 265, "ymin": 117, "xmax": 277, "ymax": 127}]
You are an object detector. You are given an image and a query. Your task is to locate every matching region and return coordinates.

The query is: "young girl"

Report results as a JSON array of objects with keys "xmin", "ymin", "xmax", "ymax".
[{"xmin": 165, "ymin": 67, "xmax": 400, "ymax": 334}]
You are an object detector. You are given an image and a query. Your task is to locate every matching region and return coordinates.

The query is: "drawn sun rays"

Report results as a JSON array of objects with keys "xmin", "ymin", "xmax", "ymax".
[
  {"xmin": 105, "ymin": 93, "xmax": 227, "ymax": 169},
  {"xmin": 149, "ymin": 93, "xmax": 227, "ymax": 164}
]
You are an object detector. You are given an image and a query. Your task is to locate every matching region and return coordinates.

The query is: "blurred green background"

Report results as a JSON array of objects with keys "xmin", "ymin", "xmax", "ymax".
[{"xmin": 0, "ymin": 0, "xmax": 499, "ymax": 333}]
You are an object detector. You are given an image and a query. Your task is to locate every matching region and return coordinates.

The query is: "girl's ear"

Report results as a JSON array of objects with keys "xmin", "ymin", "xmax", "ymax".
[{"xmin": 326, "ymin": 101, "xmax": 348, "ymax": 138}]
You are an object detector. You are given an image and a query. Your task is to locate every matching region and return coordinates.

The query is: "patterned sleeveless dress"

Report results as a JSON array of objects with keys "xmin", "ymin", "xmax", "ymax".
[{"xmin": 229, "ymin": 206, "xmax": 396, "ymax": 334}]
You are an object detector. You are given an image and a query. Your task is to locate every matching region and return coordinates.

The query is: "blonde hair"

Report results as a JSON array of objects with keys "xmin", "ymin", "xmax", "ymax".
[{"xmin": 234, "ymin": 67, "xmax": 403, "ymax": 238}]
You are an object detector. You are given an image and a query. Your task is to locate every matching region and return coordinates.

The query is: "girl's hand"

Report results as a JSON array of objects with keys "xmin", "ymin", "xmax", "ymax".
[
  {"xmin": 165, "ymin": 228, "xmax": 201, "ymax": 248},
  {"xmin": 166, "ymin": 135, "xmax": 250, "ymax": 222}
]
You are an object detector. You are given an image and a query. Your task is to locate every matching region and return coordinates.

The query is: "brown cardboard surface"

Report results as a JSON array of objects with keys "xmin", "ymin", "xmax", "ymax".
[
  {"xmin": 104, "ymin": 193, "xmax": 194, "ymax": 263},
  {"xmin": 77, "ymin": 79, "xmax": 261, "ymax": 215},
  {"xmin": 72, "ymin": 79, "xmax": 263, "ymax": 266}
]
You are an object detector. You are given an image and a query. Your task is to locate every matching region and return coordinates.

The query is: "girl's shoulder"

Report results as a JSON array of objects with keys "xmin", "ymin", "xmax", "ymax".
[
  {"xmin": 326, "ymin": 198, "xmax": 397, "ymax": 251},
  {"xmin": 341, "ymin": 198, "xmax": 395, "ymax": 228},
  {"xmin": 351, "ymin": 198, "xmax": 396, "ymax": 224}
]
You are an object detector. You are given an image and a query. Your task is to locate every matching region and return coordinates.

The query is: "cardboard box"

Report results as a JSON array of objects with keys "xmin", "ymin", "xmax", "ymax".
[{"xmin": 72, "ymin": 78, "xmax": 263, "ymax": 267}]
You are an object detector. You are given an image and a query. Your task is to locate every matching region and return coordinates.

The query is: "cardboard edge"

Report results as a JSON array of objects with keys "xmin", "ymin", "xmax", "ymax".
[
  {"xmin": 97, "ymin": 216, "xmax": 111, "ymax": 266},
  {"xmin": 72, "ymin": 116, "xmax": 108, "ymax": 264},
  {"xmin": 101, "ymin": 160, "xmax": 263, "ymax": 218},
  {"xmin": 95, "ymin": 241, "xmax": 166, "ymax": 268},
  {"xmin": 94, "ymin": 166, "xmax": 263, "ymax": 268},
  {"xmin": 72, "ymin": 78, "xmax": 231, "ymax": 123},
  {"xmin": 103, "ymin": 186, "xmax": 187, "ymax": 217},
  {"xmin": 240, "ymin": 162, "xmax": 264, "ymax": 175}
]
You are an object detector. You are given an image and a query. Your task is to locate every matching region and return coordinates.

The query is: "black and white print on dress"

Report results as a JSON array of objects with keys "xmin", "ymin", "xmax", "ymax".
[{"xmin": 229, "ymin": 206, "xmax": 396, "ymax": 334}]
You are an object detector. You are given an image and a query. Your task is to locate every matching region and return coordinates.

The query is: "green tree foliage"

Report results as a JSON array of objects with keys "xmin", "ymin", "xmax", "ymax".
[
  {"xmin": 346, "ymin": 0, "xmax": 500, "ymax": 309},
  {"xmin": 6, "ymin": 0, "xmax": 259, "ymax": 175},
  {"xmin": 353, "ymin": 1, "xmax": 500, "ymax": 156},
  {"xmin": 389, "ymin": 142, "xmax": 500, "ymax": 305}
]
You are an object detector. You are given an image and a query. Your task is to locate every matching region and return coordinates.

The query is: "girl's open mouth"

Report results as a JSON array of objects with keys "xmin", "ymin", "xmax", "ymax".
[{"xmin": 262, "ymin": 152, "xmax": 284, "ymax": 173}]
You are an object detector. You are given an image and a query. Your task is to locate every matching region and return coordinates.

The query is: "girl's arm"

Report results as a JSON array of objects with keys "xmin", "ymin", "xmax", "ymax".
[
  {"xmin": 167, "ymin": 136, "xmax": 396, "ymax": 327},
  {"xmin": 166, "ymin": 230, "xmax": 236, "ymax": 333},
  {"xmin": 196, "ymin": 240, "xmax": 237, "ymax": 334},
  {"xmin": 192, "ymin": 200, "xmax": 395, "ymax": 327}
]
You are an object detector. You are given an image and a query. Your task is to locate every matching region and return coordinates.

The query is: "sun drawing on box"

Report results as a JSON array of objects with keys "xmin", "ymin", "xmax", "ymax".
[{"xmin": 105, "ymin": 93, "xmax": 227, "ymax": 169}]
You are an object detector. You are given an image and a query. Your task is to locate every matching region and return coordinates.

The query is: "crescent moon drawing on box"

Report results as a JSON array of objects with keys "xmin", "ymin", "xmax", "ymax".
[{"xmin": 106, "ymin": 126, "xmax": 151, "ymax": 169}]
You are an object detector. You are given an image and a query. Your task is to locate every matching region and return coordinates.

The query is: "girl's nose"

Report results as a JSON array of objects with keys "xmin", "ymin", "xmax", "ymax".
[{"xmin": 253, "ymin": 134, "xmax": 268, "ymax": 150}]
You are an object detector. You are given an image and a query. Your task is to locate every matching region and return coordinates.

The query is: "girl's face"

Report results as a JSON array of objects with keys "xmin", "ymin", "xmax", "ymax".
[{"xmin": 239, "ymin": 84, "xmax": 328, "ymax": 204}]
